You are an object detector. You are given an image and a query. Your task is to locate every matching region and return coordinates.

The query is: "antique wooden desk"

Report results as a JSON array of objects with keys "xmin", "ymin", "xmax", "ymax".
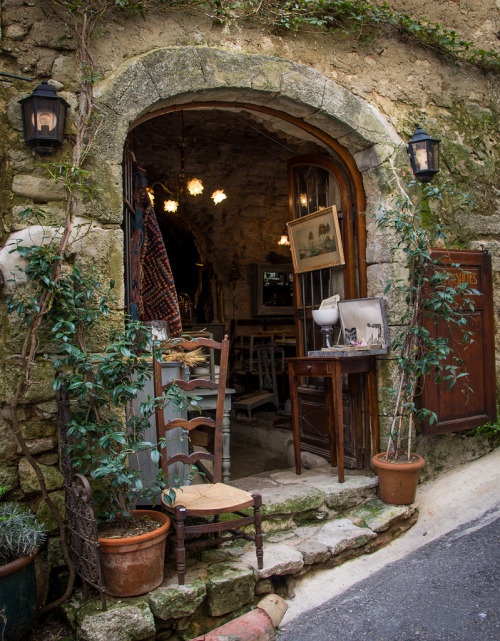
[{"xmin": 286, "ymin": 353, "xmax": 379, "ymax": 483}]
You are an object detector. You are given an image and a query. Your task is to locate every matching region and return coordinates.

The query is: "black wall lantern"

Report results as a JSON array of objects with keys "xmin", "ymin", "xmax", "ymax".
[
  {"xmin": 407, "ymin": 126, "xmax": 440, "ymax": 183},
  {"xmin": 19, "ymin": 81, "xmax": 69, "ymax": 155}
]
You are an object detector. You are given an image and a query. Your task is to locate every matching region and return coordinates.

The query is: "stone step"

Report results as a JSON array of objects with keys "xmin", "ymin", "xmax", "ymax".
[{"xmin": 63, "ymin": 467, "xmax": 418, "ymax": 641}]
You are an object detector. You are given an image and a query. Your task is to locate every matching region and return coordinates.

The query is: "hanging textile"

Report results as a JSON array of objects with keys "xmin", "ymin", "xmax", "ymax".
[{"xmin": 132, "ymin": 167, "xmax": 183, "ymax": 338}]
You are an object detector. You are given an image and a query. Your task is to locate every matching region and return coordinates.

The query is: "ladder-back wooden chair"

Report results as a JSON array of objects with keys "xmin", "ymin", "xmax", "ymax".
[{"xmin": 153, "ymin": 335, "xmax": 264, "ymax": 585}]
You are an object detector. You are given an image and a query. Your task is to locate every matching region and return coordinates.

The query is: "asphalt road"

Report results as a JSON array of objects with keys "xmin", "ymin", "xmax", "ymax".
[{"xmin": 276, "ymin": 511, "xmax": 500, "ymax": 641}]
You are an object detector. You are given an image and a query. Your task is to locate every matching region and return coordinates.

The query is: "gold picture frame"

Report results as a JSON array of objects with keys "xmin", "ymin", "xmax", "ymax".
[{"xmin": 287, "ymin": 206, "xmax": 345, "ymax": 274}]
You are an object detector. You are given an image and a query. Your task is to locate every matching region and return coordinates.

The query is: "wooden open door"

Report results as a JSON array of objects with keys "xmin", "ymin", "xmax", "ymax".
[
  {"xmin": 421, "ymin": 249, "xmax": 497, "ymax": 435},
  {"xmin": 287, "ymin": 155, "xmax": 367, "ymax": 468}
]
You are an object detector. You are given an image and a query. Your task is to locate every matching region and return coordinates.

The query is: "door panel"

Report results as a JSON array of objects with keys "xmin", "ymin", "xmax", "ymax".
[{"xmin": 421, "ymin": 250, "xmax": 497, "ymax": 434}]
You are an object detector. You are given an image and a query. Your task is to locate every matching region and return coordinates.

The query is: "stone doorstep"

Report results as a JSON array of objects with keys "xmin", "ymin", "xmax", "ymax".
[{"xmin": 65, "ymin": 468, "xmax": 417, "ymax": 641}]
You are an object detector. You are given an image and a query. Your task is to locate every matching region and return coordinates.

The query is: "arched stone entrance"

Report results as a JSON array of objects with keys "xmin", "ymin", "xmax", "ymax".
[{"xmin": 91, "ymin": 47, "xmax": 407, "ymax": 469}]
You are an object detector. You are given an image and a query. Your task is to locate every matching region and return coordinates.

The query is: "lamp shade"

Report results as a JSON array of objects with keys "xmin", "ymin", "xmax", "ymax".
[
  {"xmin": 19, "ymin": 81, "xmax": 69, "ymax": 154},
  {"xmin": 407, "ymin": 126, "xmax": 440, "ymax": 183}
]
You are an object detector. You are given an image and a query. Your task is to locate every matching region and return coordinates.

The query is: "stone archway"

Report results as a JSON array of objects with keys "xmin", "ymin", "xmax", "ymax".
[{"xmin": 92, "ymin": 46, "xmax": 406, "ymax": 314}]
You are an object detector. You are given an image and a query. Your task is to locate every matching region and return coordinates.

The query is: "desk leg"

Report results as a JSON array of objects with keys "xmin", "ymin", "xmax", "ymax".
[
  {"xmin": 366, "ymin": 363, "xmax": 380, "ymax": 460},
  {"xmin": 222, "ymin": 404, "xmax": 231, "ymax": 483},
  {"xmin": 288, "ymin": 369, "xmax": 302, "ymax": 475},
  {"xmin": 333, "ymin": 362, "xmax": 345, "ymax": 483},
  {"xmin": 323, "ymin": 374, "xmax": 337, "ymax": 470}
]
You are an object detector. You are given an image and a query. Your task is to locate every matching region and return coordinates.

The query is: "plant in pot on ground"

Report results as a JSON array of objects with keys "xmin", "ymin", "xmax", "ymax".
[
  {"xmin": 372, "ymin": 182, "xmax": 478, "ymax": 505},
  {"xmin": 0, "ymin": 487, "xmax": 47, "ymax": 640},
  {"xmin": 6, "ymin": 224, "xmax": 197, "ymax": 597}
]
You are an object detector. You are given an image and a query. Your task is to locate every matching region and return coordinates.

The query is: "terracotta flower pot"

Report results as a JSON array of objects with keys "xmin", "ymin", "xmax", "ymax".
[
  {"xmin": 372, "ymin": 453, "xmax": 425, "ymax": 505},
  {"xmin": 0, "ymin": 551, "xmax": 38, "ymax": 641},
  {"xmin": 99, "ymin": 509, "xmax": 171, "ymax": 597}
]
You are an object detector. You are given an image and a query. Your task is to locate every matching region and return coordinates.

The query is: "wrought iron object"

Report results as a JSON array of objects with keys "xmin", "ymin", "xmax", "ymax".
[{"xmin": 57, "ymin": 389, "xmax": 107, "ymax": 609}]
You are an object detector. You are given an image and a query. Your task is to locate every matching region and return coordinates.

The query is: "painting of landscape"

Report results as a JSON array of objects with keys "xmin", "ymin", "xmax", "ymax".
[{"xmin": 288, "ymin": 206, "xmax": 345, "ymax": 273}]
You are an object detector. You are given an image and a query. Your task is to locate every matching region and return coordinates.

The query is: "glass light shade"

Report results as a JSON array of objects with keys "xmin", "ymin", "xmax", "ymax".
[
  {"xmin": 146, "ymin": 187, "xmax": 155, "ymax": 206},
  {"xmin": 164, "ymin": 200, "xmax": 179, "ymax": 213},
  {"xmin": 408, "ymin": 126, "xmax": 440, "ymax": 183},
  {"xmin": 19, "ymin": 81, "xmax": 69, "ymax": 154},
  {"xmin": 187, "ymin": 177, "xmax": 203, "ymax": 196},
  {"xmin": 278, "ymin": 234, "xmax": 290, "ymax": 246},
  {"xmin": 212, "ymin": 190, "xmax": 227, "ymax": 205},
  {"xmin": 299, "ymin": 193, "xmax": 308, "ymax": 207}
]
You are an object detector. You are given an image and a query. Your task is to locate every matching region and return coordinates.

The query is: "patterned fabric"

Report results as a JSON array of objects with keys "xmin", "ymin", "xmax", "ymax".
[{"xmin": 132, "ymin": 168, "xmax": 183, "ymax": 337}]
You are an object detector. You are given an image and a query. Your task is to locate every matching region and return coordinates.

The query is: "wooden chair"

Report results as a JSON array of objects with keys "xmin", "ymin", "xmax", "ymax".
[{"xmin": 153, "ymin": 334, "xmax": 264, "ymax": 585}]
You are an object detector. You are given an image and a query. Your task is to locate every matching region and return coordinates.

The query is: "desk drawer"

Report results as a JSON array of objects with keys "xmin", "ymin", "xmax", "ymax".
[{"xmin": 288, "ymin": 360, "xmax": 334, "ymax": 377}]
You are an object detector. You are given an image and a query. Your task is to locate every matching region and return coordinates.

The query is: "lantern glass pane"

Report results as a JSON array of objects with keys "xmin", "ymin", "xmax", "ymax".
[
  {"xmin": 33, "ymin": 98, "xmax": 60, "ymax": 140},
  {"xmin": 412, "ymin": 141, "xmax": 429, "ymax": 172},
  {"xmin": 428, "ymin": 140, "xmax": 439, "ymax": 171},
  {"xmin": 21, "ymin": 102, "xmax": 36, "ymax": 140}
]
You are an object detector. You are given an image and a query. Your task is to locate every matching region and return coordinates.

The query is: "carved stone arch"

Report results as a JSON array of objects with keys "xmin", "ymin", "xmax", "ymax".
[{"xmin": 92, "ymin": 46, "xmax": 406, "ymax": 322}]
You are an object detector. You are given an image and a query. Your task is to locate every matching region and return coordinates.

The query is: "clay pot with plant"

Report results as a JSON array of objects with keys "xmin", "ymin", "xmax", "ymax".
[
  {"xmin": 372, "ymin": 182, "xmax": 477, "ymax": 505},
  {"xmin": 6, "ymin": 228, "xmax": 197, "ymax": 597},
  {"xmin": 0, "ymin": 489, "xmax": 47, "ymax": 640}
]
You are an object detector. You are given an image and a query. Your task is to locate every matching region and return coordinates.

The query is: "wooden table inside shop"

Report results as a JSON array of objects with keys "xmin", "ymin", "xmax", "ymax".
[{"xmin": 286, "ymin": 352, "xmax": 380, "ymax": 483}]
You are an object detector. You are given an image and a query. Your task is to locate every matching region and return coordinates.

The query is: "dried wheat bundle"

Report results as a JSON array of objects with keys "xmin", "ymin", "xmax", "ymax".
[{"xmin": 161, "ymin": 347, "xmax": 208, "ymax": 368}]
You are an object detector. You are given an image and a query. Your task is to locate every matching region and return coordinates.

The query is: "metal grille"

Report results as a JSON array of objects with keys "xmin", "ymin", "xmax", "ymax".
[{"xmin": 57, "ymin": 389, "xmax": 107, "ymax": 610}]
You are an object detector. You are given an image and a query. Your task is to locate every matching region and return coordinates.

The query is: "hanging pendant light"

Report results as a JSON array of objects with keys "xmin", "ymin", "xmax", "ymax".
[{"xmin": 212, "ymin": 189, "xmax": 227, "ymax": 205}]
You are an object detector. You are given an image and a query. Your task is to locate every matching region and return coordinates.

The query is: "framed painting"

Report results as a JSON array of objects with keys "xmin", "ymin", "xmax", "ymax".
[{"xmin": 287, "ymin": 206, "xmax": 345, "ymax": 274}]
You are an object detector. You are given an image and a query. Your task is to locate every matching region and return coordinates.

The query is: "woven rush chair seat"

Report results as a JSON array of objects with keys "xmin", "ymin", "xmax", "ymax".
[
  {"xmin": 167, "ymin": 483, "xmax": 255, "ymax": 514},
  {"xmin": 154, "ymin": 334, "xmax": 264, "ymax": 585}
]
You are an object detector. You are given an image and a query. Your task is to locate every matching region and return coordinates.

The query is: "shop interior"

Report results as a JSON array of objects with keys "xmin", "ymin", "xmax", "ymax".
[{"xmin": 128, "ymin": 107, "xmax": 350, "ymax": 480}]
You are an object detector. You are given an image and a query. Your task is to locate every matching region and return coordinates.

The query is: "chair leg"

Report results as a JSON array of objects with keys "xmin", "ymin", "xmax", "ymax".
[
  {"xmin": 214, "ymin": 514, "xmax": 223, "ymax": 547},
  {"xmin": 175, "ymin": 506, "xmax": 187, "ymax": 585},
  {"xmin": 252, "ymin": 493, "xmax": 264, "ymax": 570}
]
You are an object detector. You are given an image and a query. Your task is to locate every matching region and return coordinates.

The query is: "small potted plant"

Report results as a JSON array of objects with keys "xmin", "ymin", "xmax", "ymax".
[
  {"xmin": 371, "ymin": 182, "xmax": 477, "ymax": 504},
  {"xmin": 0, "ymin": 490, "xmax": 47, "ymax": 640}
]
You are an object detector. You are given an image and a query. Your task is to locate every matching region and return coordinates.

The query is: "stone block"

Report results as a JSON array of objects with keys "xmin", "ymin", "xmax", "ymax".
[
  {"xmin": 80, "ymin": 602, "xmax": 156, "ymax": 641},
  {"xmin": 36, "ymin": 491, "xmax": 65, "ymax": 534},
  {"xmin": 19, "ymin": 457, "xmax": 63, "ymax": 496},
  {"xmin": 20, "ymin": 418, "xmax": 57, "ymax": 440},
  {"xmin": 258, "ymin": 484, "xmax": 325, "ymax": 517},
  {"xmin": 240, "ymin": 543, "xmax": 303, "ymax": 579},
  {"xmin": 17, "ymin": 435, "xmax": 57, "ymax": 455},
  {"xmin": 0, "ymin": 418, "xmax": 18, "ymax": 459},
  {"xmin": 315, "ymin": 519, "xmax": 376, "ymax": 555},
  {"xmin": 306, "ymin": 475, "xmax": 378, "ymax": 511},
  {"xmin": 347, "ymin": 498, "xmax": 415, "ymax": 533},
  {"xmin": 296, "ymin": 539, "xmax": 330, "ymax": 565},
  {"xmin": 12, "ymin": 175, "xmax": 66, "ymax": 202},
  {"xmin": 206, "ymin": 563, "xmax": 255, "ymax": 617},
  {"xmin": 148, "ymin": 578, "xmax": 206, "ymax": 620},
  {"xmin": 255, "ymin": 578, "xmax": 273, "ymax": 595},
  {"xmin": 0, "ymin": 461, "xmax": 19, "ymax": 493}
]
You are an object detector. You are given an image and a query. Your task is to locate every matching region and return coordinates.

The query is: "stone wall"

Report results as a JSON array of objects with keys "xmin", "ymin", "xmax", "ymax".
[{"xmin": 0, "ymin": 1, "xmax": 498, "ymax": 581}]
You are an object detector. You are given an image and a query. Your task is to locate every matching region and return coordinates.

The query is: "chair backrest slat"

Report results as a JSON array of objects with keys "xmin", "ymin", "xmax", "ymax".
[{"xmin": 153, "ymin": 335, "xmax": 230, "ymax": 484}]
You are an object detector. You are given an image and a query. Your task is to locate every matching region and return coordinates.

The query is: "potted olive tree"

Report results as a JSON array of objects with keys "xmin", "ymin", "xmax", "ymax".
[
  {"xmin": 372, "ymin": 182, "xmax": 477, "ymax": 504},
  {"xmin": 6, "ymin": 232, "xmax": 196, "ymax": 597},
  {"xmin": 0, "ymin": 490, "xmax": 47, "ymax": 640}
]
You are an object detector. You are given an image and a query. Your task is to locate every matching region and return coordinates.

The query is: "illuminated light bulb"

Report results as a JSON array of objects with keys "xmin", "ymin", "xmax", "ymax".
[
  {"xmin": 299, "ymin": 193, "xmax": 308, "ymax": 207},
  {"xmin": 212, "ymin": 190, "xmax": 227, "ymax": 205},
  {"xmin": 278, "ymin": 234, "xmax": 290, "ymax": 246},
  {"xmin": 32, "ymin": 110, "xmax": 57, "ymax": 133},
  {"xmin": 164, "ymin": 200, "xmax": 179, "ymax": 213},
  {"xmin": 187, "ymin": 178, "xmax": 204, "ymax": 196},
  {"xmin": 146, "ymin": 187, "xmax": 155, "ymax": 206}
]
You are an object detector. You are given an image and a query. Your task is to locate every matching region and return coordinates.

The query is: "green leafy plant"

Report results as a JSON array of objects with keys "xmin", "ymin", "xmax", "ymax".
[
  {"xmin": 6, "ymin": 224, "xmax": 198, "ymax": 529},
  {"xmin": 374, "ymin": 182, "xmax": 478, "ymax": 462},
  {"xmin": 0, "ymin": 502, "xmax": 47, "ymax": 564}
]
